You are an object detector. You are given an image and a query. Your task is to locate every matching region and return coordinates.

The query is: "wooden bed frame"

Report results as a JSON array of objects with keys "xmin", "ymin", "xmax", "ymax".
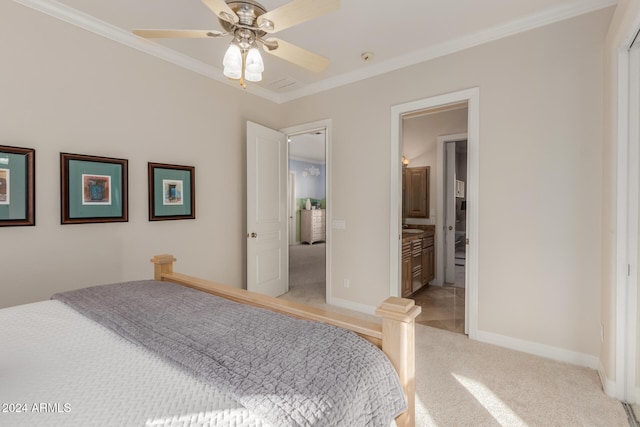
[{"xmin": 151, "ymin": 254, "xmax": 421, "ymax": 427}]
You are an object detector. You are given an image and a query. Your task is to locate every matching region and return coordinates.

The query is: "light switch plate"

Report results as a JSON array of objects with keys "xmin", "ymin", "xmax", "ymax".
[{"xmin": 332, "ymin": 219, "xmax": 346, "ymax": 229}]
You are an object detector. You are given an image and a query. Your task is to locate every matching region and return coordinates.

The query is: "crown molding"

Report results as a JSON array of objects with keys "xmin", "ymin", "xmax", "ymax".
[
  {"xmin": 11, "ymin": 0, "xmax": 282, "ymax": 103},
  {"xmin": 13, "ymin": 0, "xmax": 616, "ymax": 104},
  {"xmin": 277, "ymin": 0, "xmax": 618, "ymax": 102}
]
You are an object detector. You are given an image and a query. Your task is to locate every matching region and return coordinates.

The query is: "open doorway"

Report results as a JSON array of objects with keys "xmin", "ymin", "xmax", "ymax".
[
  {"xmin": 438, "ymin": 133, "xmax": 468, "ymax": 288},
  {"xmin": 279, "ymin": 120, "xmax": 331, "ymax": 307},
  {"xmin": 401, "ymin": 105, "xmax": 468, "ymax": 334},
  {"xmin": 390, "ymin": 88, "xmax": 479, "ymax": 339}
]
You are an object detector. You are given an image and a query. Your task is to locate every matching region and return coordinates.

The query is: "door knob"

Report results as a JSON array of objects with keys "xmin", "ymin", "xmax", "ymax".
[
  {"xmin": 250, "ymin": 232, "xmax": 257, "ymax": 238},
  {"xmin": 448, "ymin": 226, "xmax": 453, "ymax": 231}
]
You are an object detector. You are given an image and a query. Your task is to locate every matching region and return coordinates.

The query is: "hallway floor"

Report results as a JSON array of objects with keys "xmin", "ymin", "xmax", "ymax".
[{"xmin": 413, "ymin": 284, "xmax": 465, "ymax": 334}]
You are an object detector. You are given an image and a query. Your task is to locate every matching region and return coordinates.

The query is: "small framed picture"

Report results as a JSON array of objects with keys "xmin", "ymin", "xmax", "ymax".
[
  {"xmin": 0, "ymin": 145, "xmax": 35, "ymax": 227},
  {"xmin": 148, "ymin": 162, "xmax": 195, "ymax": 221},
  {"xmin": 60, "ymin": 153, "xmax": 128, "ymax": 224}
]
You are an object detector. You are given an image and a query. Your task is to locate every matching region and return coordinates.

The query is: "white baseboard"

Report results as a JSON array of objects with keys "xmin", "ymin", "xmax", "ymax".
[
  {"xmin": 597, "ymin": 360, "xmax": 618, "ymax": 397},
  {"xmin": 475, "ymin": 329, "xmax": 600, "ymax": 369}
]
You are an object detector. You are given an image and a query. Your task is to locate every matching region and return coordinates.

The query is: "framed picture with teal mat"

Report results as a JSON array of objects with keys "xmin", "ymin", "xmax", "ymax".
[
  {"xmin": 0, "ymin": 145, "xmax": 35, "ymax": 227},
  {"xmin": 60, "ymin": 153, "xmax": 128, "ymax": 224},
  {"xmin": 148, "ymin": 162, "xmax": 195, "ymax": 221}
]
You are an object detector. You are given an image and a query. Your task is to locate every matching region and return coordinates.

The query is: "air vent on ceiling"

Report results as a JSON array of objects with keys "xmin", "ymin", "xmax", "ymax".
[{"xmin": 269, "ymin": 76, "xmax": 299, "ymax": 91}]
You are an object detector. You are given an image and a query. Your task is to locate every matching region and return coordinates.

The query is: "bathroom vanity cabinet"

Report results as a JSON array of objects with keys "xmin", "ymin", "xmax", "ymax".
[{"xmin": 401, "ymin": 229, "xmax": 435, "ymax": 297}]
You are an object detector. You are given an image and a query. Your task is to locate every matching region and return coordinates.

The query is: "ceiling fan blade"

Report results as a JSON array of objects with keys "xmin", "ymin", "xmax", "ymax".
[
  {"xmin": 202, "ymin": 0, "xmax": 239, "ymax": 24},
  {"xmin": 262, "ymin": 37, "xmax": 329, "ymax": 72},
  {"xmin": 133, "ymin": 29, "xmax": 225, "ymax": 39},
  {"xmin": 257, "ymin": 0, "xmax": 339, "ymax": 33}
]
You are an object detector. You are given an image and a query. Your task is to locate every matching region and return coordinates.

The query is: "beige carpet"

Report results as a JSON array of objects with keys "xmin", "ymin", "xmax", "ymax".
[
  {"xmin": 281, "ymin": 285, "xmax": 628, "ymax": 423},
  {"xmin": 284, "ymin": 243, "xmax": 326, "ymax": 305},
  {"xmin": 281, "ymin": 244, "xmax": 629, "ymax": 426},
  {"xmin": 414, "ymin": 325, "xmax": 628, "ymax": 426}
]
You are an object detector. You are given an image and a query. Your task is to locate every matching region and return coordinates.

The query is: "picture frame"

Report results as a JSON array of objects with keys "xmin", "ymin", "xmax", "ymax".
[
  {"xmin": 60, "ymin": 153, "xmax": 128, "ymax": 224},
  {"xmin": 0, "ymin": 145, "xmax": 35, "ymax": 227},
  {"xmin": 148, "ymin": 162, "xmax": 195, "ymax": 221}
]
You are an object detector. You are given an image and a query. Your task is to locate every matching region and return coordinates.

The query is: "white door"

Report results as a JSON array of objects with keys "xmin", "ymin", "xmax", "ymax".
[
  {"xmin": 288, "ymin": 172, "xmax": 296, "ymax": 245},
  {"xmin": 445, "ymin": 142, "xmax": 457, "ymax": 283},
  {"xmin": 246, "ymin": 121, "xmax": 288, "ymax": 297}
]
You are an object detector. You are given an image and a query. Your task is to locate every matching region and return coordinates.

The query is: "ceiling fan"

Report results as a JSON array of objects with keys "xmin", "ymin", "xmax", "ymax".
[{"xmin": 133, "ymin": 0, "xmax": 340, "ymax": 88}]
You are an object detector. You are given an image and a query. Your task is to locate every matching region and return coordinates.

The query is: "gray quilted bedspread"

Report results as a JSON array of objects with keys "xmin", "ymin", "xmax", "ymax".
[{"xmin": 52, "ymin": 280, "xmax": 406, "ymax": 426}]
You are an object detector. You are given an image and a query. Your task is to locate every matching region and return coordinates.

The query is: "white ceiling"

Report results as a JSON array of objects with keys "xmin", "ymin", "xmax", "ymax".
[
  {"xmin": 289, "ymin": 131, "xmax": 325, "ymax": 164},
  {"xmin": 16, "ymin": 0, "xmax": 616, "ymax": 102}
]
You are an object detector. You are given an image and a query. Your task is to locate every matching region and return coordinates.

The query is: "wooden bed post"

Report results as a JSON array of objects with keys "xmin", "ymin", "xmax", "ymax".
[
  {"xmin": 151, "ymin": 254, "xmax": 176, "ymax": 281},
  {"xmin": 376, "ymin": 297, "xmax": 421, "ymax": 427}
]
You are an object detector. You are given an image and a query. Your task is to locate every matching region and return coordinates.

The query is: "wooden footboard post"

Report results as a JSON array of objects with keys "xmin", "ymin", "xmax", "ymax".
[
  {"xmin": 151, "ymin": 254, "xmax": 176, "ymax": 281},
  {"xmin": 376, "ymin": 297, "xmax": 421, "ymax": 427}
]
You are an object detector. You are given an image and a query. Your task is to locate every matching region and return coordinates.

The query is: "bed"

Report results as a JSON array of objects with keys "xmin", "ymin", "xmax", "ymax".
[{"xmin": 0, "ymin": 254, "xmax": 421, "ymax": 427}]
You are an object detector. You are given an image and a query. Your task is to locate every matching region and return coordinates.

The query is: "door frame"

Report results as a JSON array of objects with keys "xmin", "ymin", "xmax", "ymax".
[
  {"xmin": 615, "ymin": 40, "xmax": 640, "ymax": 403},
  {"xmin": 390, "ymin": 88, "xmax": 479, "ymax": 339},
  {"xmin": 280, "ymin": 119, "xmax": 332, "ymax": 305},
  {"xmin": 437, "ymin": 133, "xmax": 468, "ymax": 287}
]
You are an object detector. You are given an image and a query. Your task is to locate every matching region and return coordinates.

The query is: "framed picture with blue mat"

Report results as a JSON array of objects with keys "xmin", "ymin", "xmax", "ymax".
[
  {"xmin": 0, "ymin": 145, "xmax": 35, "ymax": 227},
  {"xmin": 60, "ymin": 153, "xmax": 128, "ymax": 224},
  {"xmin": 148, "ymin": 162, "xmax": 195, "ymax": 221}
]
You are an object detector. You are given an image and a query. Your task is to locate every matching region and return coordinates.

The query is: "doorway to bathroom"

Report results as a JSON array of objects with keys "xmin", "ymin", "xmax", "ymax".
[
  {"xmin": 391, "ymin": 87, "xmax": 479, "ymax": 338},
  {"xmin": 402, "ymin": 105, "xmax": 468, "ymax": 334}
]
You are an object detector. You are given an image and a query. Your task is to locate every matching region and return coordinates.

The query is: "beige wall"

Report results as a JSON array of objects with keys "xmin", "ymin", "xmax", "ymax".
[
  {"xmin": 0, "ymin": 1, "xmax": 618, "ymax": 363},
  {"xmin": 601, "ymin": 0, "xmax": 640, "ymax": 396},
  {"xmin": 281, "ymin": 8, "xmax": 612, "ymax": 357},
  {"xmin": 0, "ymin": 1, "xmax": 279, "ymax": 308},
  {"xmin": 403, "ymin": 108, "xmax": 468, "ymax": 224}
]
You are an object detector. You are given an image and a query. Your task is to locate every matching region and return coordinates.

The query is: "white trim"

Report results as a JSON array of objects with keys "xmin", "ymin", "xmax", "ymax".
[
  {"xmin": 11, "ymin": 0, "xmax": 279, "ymax": 102},
  {"xmin": 599, "ymin": 360, "xmax": 618, "ymax": 396},
  {"xmin": 436, "ymin": 133, "xmax": 468, "ymax": 287},
  {"xmin": 613, "ymin": 43, "xmax": 640, "ymax": 404},
  {"xmin": 277, "ymin": 0, "xmax": 616, "ymax": 103},
  {"xmin": 625, "ymin": 45, "xmax": 640, "ymax": 404},
  {"xmin": 13, "ymin": 0, "xmax": 617, "ymax": 104},
  {"xmin": 614, "ymin": 47, "xmax": 630, "ymax": 402},
  {"xmin": 390, "ymin": 87, "xmax": 479, "ymax": 339},
  {"xmin": 280, "ymin": 119, "xmax": 333, "ymax": 306},
  {"xmin": 612, "ymin": 34, "xmax": 640, "ymax": 404},
  {"xmin": 476, "ymin": 330, "xmax": 600, "ymax": 370}
]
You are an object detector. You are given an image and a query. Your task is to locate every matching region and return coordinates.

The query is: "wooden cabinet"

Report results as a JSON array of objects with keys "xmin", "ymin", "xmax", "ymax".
[
  {"xmin": 401, "ymin": 231, "xmax": 435, "ymax": 297},
  {"xmin": 301, "ymin": 209, "xmax": 325, "ymax": 244},
  {"xmin": 422, "ymin": 235, "xmax": 435, "ymax": 285},
  {"xmin": 403, "ymin": 166, "xmax": 430, "ymax": 218},
  {"xmin": 411, "ymin": 239, "xmax": 423, "ymax": 293},
  {"xmin": 401, "ymin": 241, "xmax": 412, "ymax": 297}
]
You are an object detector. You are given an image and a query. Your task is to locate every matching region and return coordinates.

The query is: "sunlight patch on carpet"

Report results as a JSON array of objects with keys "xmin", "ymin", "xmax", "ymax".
[
  {"xmin": 414, "ymin": 395, "xmax": 436, "ymax": 426},
  {"xmin": 452, "ymin": 373, "xmax": 525, "ymax": 426}
]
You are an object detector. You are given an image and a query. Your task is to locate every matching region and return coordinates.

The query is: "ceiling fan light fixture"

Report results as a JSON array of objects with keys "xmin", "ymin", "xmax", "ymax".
[
  {"xmin": 223, "ymin": 43, "xmax": 242, "ymax": 67},
  {"xmin": 134, "ymin": 0, "xmax": 341, "ymax": 88},
  {"xmin": 224, "ymin": 66, "xmax": 242, "ymax": 79},
  {"xmin": 245, "ymin": 47, "xmax": 264, "ymax": 74},
  {"xmin": 245, "ymin": 71, "xmax": 262, "ymax": 82}
]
